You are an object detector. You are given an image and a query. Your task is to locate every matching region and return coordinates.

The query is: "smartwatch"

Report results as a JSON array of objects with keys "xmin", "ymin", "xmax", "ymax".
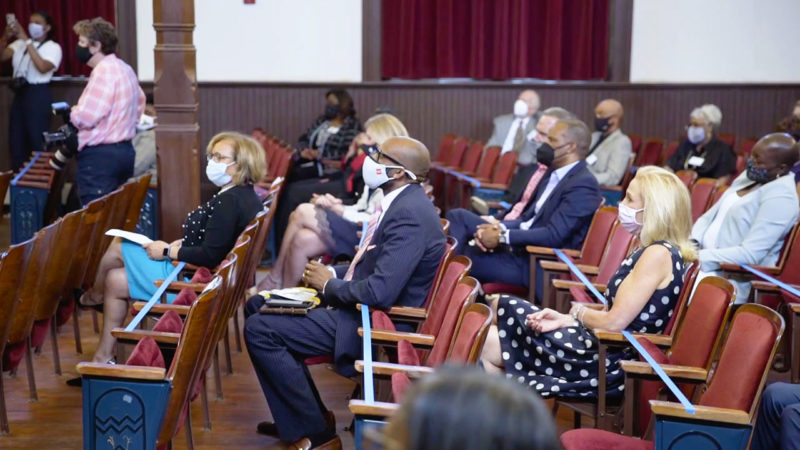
[{"xmin": 163, "ymin": 246, "xmax": 170, "ymax": 258}]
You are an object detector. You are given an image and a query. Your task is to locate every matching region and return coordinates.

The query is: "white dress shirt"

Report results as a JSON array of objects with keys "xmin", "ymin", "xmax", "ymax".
[
  {"xmin": 501, "ymin": 117, "xmax": 530, "ymax": 153},
  {"xmin": 520, "ymin": 160, "xmax": 580, "ymax": 231}
]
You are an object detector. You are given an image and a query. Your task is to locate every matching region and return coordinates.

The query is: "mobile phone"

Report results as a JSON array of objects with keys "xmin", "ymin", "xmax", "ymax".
[{"xmin": 6, "ymin": 13, "xmax": 15, "ymax": 25}]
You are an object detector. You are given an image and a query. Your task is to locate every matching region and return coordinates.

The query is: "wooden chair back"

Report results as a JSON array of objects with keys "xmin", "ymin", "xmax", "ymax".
[
  {"xmin": 419, "ymin": 255, "xmax": 472, "ymax": 335},
  {"xmin": 446, "ymin": 302, "xmax": 493, "ymax": 364},
  {"xmin": 435, "ymin": 134, "xmax": 457, "ymax": 163},
  {"xmin": 663, "ymin": 261, "xmax": 699, "ymax": 336},
  {"xmin": 123, "ymin": 173, "xmax": 153, "ymax": 232},
  {"xmin": 156, "ymin": 277, "xmax": 222, "ymax": 447},
  {"xmin": 460, "ymin": 141, "xmax": 484, "ymax": 174},
  {"xmin": 576, "ymin": 206, "xmax": 618, "ymax": 267},
  {"xmin": 83, "ymin": 188, "xmax": 125, "ymax": 288},
  {"xmin": 491, "ymin": 151, "xmax": 517, "ymax": 185},
  {"xmin": 423, "ymin": 277, "xmax": 480, "ymax": 367},
  {"xmin": 690, "ymin": 178, "xmax": 718, "ymax": 222},
  {"xmin": 589, "ymin": 223, "xmax": 635, "ymax": 285},
  {"xmin": 422, "ymin": 236, "xmax": 456, "ymax": 310},
  {"xmin": 65, "ymin": 198, "xmax": 107, "ymax": 296},
  {"xmin": 0, "ymin": 171, "xmax": 12, "ymax": 210},
  {"xmin": 34, "ymin": 209, "xmax": 85, "ymax": 322},
  {"xmin": 0, "ymin": 240, "xmax": 35, "ymax": 355},
  {"xmin": 476, "ymin": 146, "xmax": 501, "ymax": 180}
]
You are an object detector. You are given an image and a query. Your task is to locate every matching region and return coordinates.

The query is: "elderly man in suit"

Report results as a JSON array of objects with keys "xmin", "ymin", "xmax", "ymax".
[
  {"xmin": 486, "ymin": 89, "xmax": 542, "ymax": 166},
  {"xmin": 244, "ymin": 136, "xmax": 445, "ymax": 449},
  {"xmin": 451, "ymin": 119, "xmax": 601, "ymax": 294},
  {"xmin": 587, "ymin": 99, "xmax": 632, "ymax": 186},
  {"xmin": 692, "ymin": 132, "xmax": 799, "ymax": 302}
]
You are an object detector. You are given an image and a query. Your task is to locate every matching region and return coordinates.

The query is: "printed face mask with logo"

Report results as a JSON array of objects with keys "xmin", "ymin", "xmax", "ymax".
[{"xmin": 362, "ymin": 151, "xmax": 417, "ymax": 189}]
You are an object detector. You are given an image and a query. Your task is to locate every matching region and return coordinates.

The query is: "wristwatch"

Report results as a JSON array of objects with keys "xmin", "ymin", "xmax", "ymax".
[
  {"xmin": 163, "ymin": 246, "xmax": 170, "ymax": 258},
  {"xmin": 25, "ymin": 39, "xmax": 33, "ymax": 46}
]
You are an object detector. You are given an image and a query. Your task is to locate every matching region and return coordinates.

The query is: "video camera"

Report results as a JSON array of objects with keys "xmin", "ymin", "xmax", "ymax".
[{"xmin": 43, "ymin": 102, "xmax": 79, "ymax": 170}]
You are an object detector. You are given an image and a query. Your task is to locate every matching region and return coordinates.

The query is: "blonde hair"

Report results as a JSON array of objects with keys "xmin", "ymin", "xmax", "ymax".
[
  {"xmin": 364, "ymin": 113, "xmax": 408, "ymax": 145},
  {"xmin": 633, "ymin": 166, "xmax": 697, "ymax": 262},
  {"xmin": 206, "ymin": 131, "xmax": 267, "ymax": 185}
]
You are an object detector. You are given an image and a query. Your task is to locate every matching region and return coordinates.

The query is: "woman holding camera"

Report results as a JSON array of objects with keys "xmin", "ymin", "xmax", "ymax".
[{"xmin": 1, "ymin": 11, "xmax": 62, "ymax": 171}]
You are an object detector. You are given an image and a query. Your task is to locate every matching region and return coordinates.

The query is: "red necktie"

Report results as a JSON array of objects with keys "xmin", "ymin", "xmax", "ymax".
[
  {"xmin": 504, "ymin": 163, "xmax": 547, "ymax": 220},
  {"xmin": 344, "ymin": 204, "xmax": 383, "ymax": 281}
]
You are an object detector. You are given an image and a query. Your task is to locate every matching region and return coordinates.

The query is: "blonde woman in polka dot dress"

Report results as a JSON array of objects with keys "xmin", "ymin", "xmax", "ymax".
[{"xmin": 481, "ymin": 167, "xmax": 697, "ymax": 398}]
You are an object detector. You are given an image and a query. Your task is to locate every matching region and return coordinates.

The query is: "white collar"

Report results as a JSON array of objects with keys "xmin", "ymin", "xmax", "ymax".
[
  {"xmin": 551, "ymin": 160, "xmax": 580, "ymax": 182},
  {"xmin": 379, "ymin": 183, "xmax": 411, "ymax": 213}
]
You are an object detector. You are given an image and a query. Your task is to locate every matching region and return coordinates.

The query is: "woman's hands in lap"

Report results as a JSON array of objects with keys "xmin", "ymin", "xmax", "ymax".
[
  {"xmin": 526, "ymin": 308, "xmax": 575, "ymax": 333},
  {"xmin": 143, "ymin": 240, "xmax": 169, "ymax": 261}
]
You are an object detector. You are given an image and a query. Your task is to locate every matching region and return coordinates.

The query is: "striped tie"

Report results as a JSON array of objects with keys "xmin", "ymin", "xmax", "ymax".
[
  {"xmin": 504, "ymin": 163, "xmax": 547, "ymax": 220},
  {"xmin": 344, "ymin": 205, "xmax": 383, "ymax": 281}
]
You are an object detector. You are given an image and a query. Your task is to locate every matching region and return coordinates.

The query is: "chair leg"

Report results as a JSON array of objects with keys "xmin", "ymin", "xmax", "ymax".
[
  {"xmin": 573, "ymin": 410, "xmax": 581, "ymax": 429},
  {"xmin": 184, "ymin": 408, "xmax": 194, "ymax": 450},
  {"xmin": 50, "ymin": 318, "xmax": 62, "ymax": 375},
  {"xmin": 792, "ymin": 309, "xmax": 800, "ymax": 384},
  {"xmin": 232, "ymin": 306, "xmax": 243, "ymax": 352},
  {"xmin": 25, "ymin": 337, "xmax": 38, "ymax": 401},
  {"xmin": 0, "ymin": 361, "xmax": 9, "ymax": 435},
  {"xmin": 223, "ymin": 326, "xmax": 233, "ymax": 375},
  {"xmin": 91, "ymin": 310, "xmax": 100, "ymax": 334},
  {"xmin": 213, "ymin": 347, "xmax": 224, "ymax": 401},
  {"xmin": 201, "ymin": 375, "xmax": 212, "ymax": 430},
  {"xmin": 72, "ymin": 305, "xmax": 83, "ymax": 354}
]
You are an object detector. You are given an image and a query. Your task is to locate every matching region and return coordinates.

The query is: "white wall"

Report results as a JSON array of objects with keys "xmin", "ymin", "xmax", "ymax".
[
  {"xmin": 631, "ymin": 0, "xmax": 800, "ymax": 83},
  {"xmin": 136, "ymin": 0, "xmax": 362, "ymax": 82}
]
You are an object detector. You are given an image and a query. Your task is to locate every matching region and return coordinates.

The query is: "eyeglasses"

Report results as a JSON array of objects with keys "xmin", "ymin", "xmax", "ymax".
[
  {"xmin": 207, "ymin": 153, "xmax": 234, "ymax": 163},
  {"xmin": 364, "ymin": 145, "xmax": 418, "ymax": 180}
]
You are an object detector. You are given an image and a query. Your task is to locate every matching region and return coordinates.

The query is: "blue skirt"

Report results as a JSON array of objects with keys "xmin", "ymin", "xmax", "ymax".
[{"xmin": 121, "ymin": 241, "xmax": 178, "ymax": 303}]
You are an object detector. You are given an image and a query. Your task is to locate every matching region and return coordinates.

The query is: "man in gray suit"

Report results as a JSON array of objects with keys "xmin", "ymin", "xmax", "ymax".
[
  {"xmin": 586, "ymin": 99, "xmax": 632, "ymax": 186},
  {"xmin": 486, "ymin": 90, "xmax": 542, "ymax": 166}
]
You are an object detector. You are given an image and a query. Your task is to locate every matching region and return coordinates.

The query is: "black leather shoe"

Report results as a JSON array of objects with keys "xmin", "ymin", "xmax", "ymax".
[{"xmin": 66, "ymin": 376, "xmax": 82, "ymax": 387}]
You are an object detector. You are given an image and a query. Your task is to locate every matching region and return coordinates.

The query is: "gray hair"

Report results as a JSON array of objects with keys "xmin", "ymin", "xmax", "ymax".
[
  {"xmin": 557, "ymin": 119, "xmax": 591, "ymax": 156},
  {"xmin": 690, "ymin": 104, "xmax": 723, "ymax": 129},
  {"xmin": 541, "ymin": 107, "xmax": 575, "ymax": 121}
]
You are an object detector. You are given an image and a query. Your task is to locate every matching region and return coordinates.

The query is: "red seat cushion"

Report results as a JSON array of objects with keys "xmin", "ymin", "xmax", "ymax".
[
  {"xmin": 191, "ymin": 267, "xmax": 214, "ymax": 283},
  {"xmin": 371, "ymin": 310, "xmax": 396, "ymax": 332},
  {"xmin": 153, "ymin": 310, "xmax": 183, "ymax": 333},
  {"xmin": 397, "ymin": 340, "xmax": 422, "ymax": 366},
  {"xmin": 635, "ymin": 336, "xmax": 669, "ymax": 430},
  {"xmin": 304, "ymin": 356, "xmax": 333, "ymax": 365},
  {"xmin": 391, "ymin": 372, "xmax": 412, "ymax": 403},
  {"xmin": 482, "ymin": 282, "xmax": 527, "ymax": 297},
  {"xmin": 560, "ymin": 428, "xmax": 653, "ymax": 450},
  {"xmin": 569, "ymin": 286, "xmax": 594, "ymax": 304},
  {"xmin": 172, "ymin": 288, "xmax": 198, "ymax": 307},
  {"xmin": 2, "ymin": 341, "xmax": 26, "ymax": 373},
  {"xmin": 56, "ymin": 298, "xmax": 75, "ymax": 327},
  {"xmin": 30, "ymin": 318, "xmax": 51, "ymax": 350},
  {"xmin": 125, "ymin": 337, "xmax": 166, "ymax": 368}
]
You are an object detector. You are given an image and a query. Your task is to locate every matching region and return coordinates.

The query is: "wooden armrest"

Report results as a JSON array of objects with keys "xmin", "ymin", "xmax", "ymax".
[
  {"xmin": 620, "ymin": 360, "xmax": 707, "ymax": 382},
  {"xmin": 480, "ymin": 182, "xmax": 507, "ymax": 190},
  {"xmin": 348, "ymin": 399, "xmax": 399, "ymax": 417},
  {"xmin": 572, "ymin": 302, "xmax": 605, "ymax": 311},
  {"xmin": 594, "ymin": 330, "xmax": 673, "ymax": 348},
  {"xmin": 751, "ymin": 280, "xmax": 781, "ymax": 293},
  {"xmin": 111, "ymin": 328, "xmax": 181, "ymax": 345},
  {"xmin": 720, "ymin": 262, "xmax": 780, "ymax": 275},
  {"xmin": 791, "ymin": 304, "xmax": 800, "ymax": 314},
  {"xmin": 551, "ymin": 279, "xmax": 607, "ymax": 293},
  {"xmin": 540, "ymin": 261, "xmax": 599, "ymax": 276},
  {"xmin": 358, "ymin": 328, "xmax": 435, "ymax": 348},
  {"xmin": 600, "ymin": 185, "xmax": 623, "ymax": 192},
  {"xmin": 355, "ymin": 305, "xmax": 427, "ymax": 320},
  {"xmin": 153, "ymin": 280, "xmax": 206, "ymax": 292},
  {"xmin": 354, "ymin": 360, "xmax": 435, "ymax": 378},
  {"xmin": 131, "ymin": 301, "xmax": 191, "ymax": 316},
  {"xmin": 76, "ymin": 362, "xmax": 166, "ymax": 380},
  {"xmin": 649, "ymin": 400, "xmax": 751, "ymax": 425},
  {"xmin": 525, "ymin": 246, "xmax": 580, "ymax": 258}
]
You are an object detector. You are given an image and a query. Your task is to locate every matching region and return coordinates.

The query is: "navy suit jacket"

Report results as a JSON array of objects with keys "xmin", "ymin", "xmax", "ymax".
[
  {"xmin": 323, "ymin": 183, "xmax": 445, "ymax": 375},
  {"xmin": 502, "ymin": 160, "xmax": 600, "ymax": 250}
]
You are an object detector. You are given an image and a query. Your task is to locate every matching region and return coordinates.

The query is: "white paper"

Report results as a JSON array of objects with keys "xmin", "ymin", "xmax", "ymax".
[
  {"xmin": 105, "ymin": 229, "xmax": 153, "ymax": 246},
  {"xmin": 586, "ymin": 154, "xmax": 598, "ymax": 165},
  {"xmin": 687, "ymin": 156, "xmax": 705, "ymax": 167}
]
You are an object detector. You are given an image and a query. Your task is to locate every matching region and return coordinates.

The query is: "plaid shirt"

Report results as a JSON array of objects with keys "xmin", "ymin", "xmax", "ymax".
[
  {"xmin": 298, "ymin": 115, "xmax": 362, "ymax": 160},
  {"xmin": 71, "ymin": 54, "xmax": 145, "ymax": 150}
]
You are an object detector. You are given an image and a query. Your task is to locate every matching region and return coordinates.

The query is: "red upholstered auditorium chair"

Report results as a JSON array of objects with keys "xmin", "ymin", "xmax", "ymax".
[
  {"xmin": 659, "ymin": 141, "xmax": 679, "ymax": 166},
  {"xmin": 444, "ymin": 141, "xmax": 484, "ymax": 214},
  {"xmin": 599, "ymin": 154, "xmax": 635, "ymax": 204},
  {"xmin": 556, "ymin": 275, "xmax": 732, "ymax": 434},
  {"xmin": 717, "ymin": 132, "xmax": 737, "ymax": 149},
  {"xmin": 454, "ymin": 145, "xmax": 502, "ymax": 209},
  {"xmin": 784, "ymin": 288, "xmax": 800, "ymax": 383},
  {"xmin": 541, "ymin": 222, "xmax": 635, "ymax": 312},
  {"xmin": 628, "ymin": 134, "xmax": 642, "ymax": 155},
  {"xmin": 560, "ymin": 303, "xmax": 784, "ymax": 450},
  {"xmin": 633, "ymin": 138, "xmax": 664, "ymax": 168},
  {"xmin": 738, "ymin": 137, "xmax": 757, "ymax": 157},
  {"xmin": 434, "ymin": 133, "xmax": 457, "ymax": 164},
  {"xmin": 0, "ymin": 239, "xmax": 36, "ymax": 434},
  {"xmin": 674, "ymin": 169, "xmax": 698, "ymax": 189},
  {"xmin": 690, "ymin": 178, "xmax": 718, "ymax": 222},
  {"xmin": 723, "ymin": 222, "xmax": 800, "ymax": 307},
  {"xmin": 708, "ymin": 185, "xmax": 728, "ymax": 208},
  {"xmin": 430, "ymin": 137, "xmax": 468, "ymax": 210},
  {"xmin": 516, "ymin": 206, "xmax": 618, "ymax": 303}
]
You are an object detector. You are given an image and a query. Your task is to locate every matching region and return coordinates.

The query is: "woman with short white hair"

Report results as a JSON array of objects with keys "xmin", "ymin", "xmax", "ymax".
[{"xmin": 665, "ymin": 103, "xmax": 737, "ymax": 184}]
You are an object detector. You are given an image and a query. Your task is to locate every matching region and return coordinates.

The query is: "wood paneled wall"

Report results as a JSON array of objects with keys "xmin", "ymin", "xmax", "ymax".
[{"xmin": 1, "ymin": 79, "xmax": 798, "ymax": 193}]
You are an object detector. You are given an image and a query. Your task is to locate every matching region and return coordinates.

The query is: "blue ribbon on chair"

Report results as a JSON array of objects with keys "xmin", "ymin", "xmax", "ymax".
[
  {"xmin": 125, "ymin": 262, "xmax": 186, "ymax": 331},
  {"xmin": 11, "ymin": 151, "xmax": 40, "ymax": 185},
  {"xmin": 357, "ymin": 220, "xmax": 375, "ymax": 404},
  {"xmin": 740, "ymin": 264, "xmax": 800, "ymax": 298},
  {"xmin": 553, "ymin": 248, "xmax": 695, "ymax": 413},
  {"xmin": 498, "ymin": 201, "xmax": 511, "ymax": 210},
  {"xmin": 440, "ymin": 167, "xmax": 481, "ymax": 189}
]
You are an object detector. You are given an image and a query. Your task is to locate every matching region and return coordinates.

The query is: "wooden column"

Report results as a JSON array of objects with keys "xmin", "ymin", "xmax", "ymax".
[{"xmin": 152, "ymin": 0, "xmax": 199, "ymax": 241}]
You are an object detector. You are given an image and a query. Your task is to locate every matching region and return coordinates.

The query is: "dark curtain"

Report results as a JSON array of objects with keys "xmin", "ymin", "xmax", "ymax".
[
  {"xmin": 1, "ymin": 0, "xmax": 116, "ymax": 76},
  {"xmin": 382, "ymin": 0, "xmax": 609, "ymax": 80}
]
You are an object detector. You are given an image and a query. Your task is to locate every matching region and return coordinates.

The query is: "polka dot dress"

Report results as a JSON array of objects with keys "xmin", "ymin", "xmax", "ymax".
[
  {"xmin": 181, "ymin": 193, "xmax": 222, "ymax": 246},
  {"xmin": 497, "ymin": 241, "xmax": 686, "ymax": 399}
]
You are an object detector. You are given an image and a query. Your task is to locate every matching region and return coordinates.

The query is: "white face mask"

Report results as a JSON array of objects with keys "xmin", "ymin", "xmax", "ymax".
[
  {"xmin": 362, "ymin": 154, "xmax": 416, "ymax": 190},
  {"xmin": 206, "ymin": 159, "xmax": 234, "ymax": 187},
  {"xmin": 513, "ymin": 99, "xmax": 529, "ymax": 118},
  {"xmin": 28, "ymin": 23, "xmax": 45, "ymax": 40},
  {"xmin": 618, "ymin": 203, "xmax": 644, "ymax": 234},
  {"xmin": 687, "ymin": 126, "xmax": 706, "ymax": 144}
]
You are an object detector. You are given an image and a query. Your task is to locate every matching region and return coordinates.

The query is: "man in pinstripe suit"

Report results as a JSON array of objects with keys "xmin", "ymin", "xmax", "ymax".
[{"xmin": 244, "ymin": 137, "xmax": 446, "ymax": 449}]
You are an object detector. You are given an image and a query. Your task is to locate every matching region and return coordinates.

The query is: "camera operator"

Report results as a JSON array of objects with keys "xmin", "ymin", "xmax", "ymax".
[
  {"xmin": 69, "ymin": 17, "xmax": 144, "ymax": 206},
  {"xmin": 1, "ymin": 11, "xmax": 62, "ymax": 171}
]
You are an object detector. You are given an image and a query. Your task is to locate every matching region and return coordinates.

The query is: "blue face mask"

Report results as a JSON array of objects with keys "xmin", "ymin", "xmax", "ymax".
[
  {"xmin": 746, "ymin": 158, "xmax": 773, "ymax": 184},
  {"xmin": 206, "ymin": 159, "xmax": 234, "ymax": 187}
]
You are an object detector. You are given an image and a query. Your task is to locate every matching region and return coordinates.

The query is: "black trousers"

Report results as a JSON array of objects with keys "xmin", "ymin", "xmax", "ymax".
[{"xmin": 9, "ymin": 83, "xmax": 53, "ymax": 171}]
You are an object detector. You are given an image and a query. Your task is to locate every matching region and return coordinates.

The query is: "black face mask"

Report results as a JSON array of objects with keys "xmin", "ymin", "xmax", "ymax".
[
  {"xmin": 324, "ymin": 104, "xmax": 340, "ymax": 120},
  {"xmin": 746, "ymin": 158, "xmax": 774, "ymax": 184},
  {"xmin": 536, "ymin": 143, "xmax": 555, "ymax": 167},
  {"xmin": 594, "ymin": 116, "xmax": 611, "ymax": 133},
  {"xmin": 76, "ymin": 44, "xmax": 92, "ymax": 64}
]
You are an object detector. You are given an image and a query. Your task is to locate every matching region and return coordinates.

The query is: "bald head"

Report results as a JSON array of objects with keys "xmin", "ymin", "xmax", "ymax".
[
  {"xmin": 381, "ymin": 136, "xmax": 431, "ymax": 183},
  {"xmin": 595, "ymin": 99, "xmax": 624, "ymax": 134},
  {"xmin": 754, "ymin": 133, "xmax": 799, "ymax": 167}
]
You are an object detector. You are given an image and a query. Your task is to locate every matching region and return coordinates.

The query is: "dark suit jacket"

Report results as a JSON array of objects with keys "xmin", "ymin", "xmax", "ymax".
[
  {"xmin": 502, "ymin": 160, "xmax": 600, "ymax": 250},
  {"xmin": 323, "ymin": 183, "xmax": 445, "ymax": 375}
]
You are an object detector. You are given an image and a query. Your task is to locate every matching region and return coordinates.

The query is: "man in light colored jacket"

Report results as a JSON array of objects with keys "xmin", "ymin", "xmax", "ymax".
[
  {"xmin": 691, "ymin": 133, "xmax": 799, "ymax": 302},
  {"xmin": 586, "ymin": 99, "xmax": 632, "ymax": 186},
  {"xmin": 486, "ymin": 90, "xmax": 542, "ymax": 166}
]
